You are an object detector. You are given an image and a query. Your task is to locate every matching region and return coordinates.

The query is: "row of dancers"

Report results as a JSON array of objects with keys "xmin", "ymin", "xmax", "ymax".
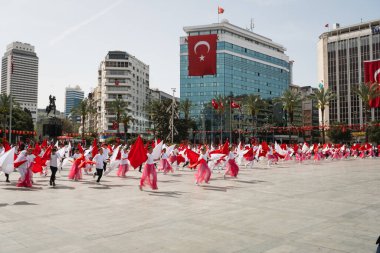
[{"xmin": 0, "ymin": 139, "xmax": 377, "ymax": 191}]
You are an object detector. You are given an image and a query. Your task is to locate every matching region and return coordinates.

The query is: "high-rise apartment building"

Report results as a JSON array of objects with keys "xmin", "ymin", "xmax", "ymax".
[
  {"xmin": 1, "ymin": 42, "xmax": 38, "ymax": 123},
  {"xmin": 318, "ymin": 19, "xmax": 380, "ymax": 125},
  {"xmin": 180, "ymin": 20, "xmax": 291, "ymax": 124},
  {"xmin": 95, "ymin": 51, "xmax": 150, "ymax": 135},
  {"xmin": 65, "ymin": 85, "xmax": 84, "ymax": 118}
]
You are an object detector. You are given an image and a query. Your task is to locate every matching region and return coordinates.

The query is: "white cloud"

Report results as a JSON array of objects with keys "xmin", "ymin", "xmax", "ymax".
[{"xmin": 49, "ymin": 0, "xmax": 123, "ymax": 46}]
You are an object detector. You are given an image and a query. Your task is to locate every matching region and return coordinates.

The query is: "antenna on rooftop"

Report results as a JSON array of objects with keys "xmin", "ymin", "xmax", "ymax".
[{"xmin": 250, "ymin": 18, "xmax": 254, "ymax": 31}]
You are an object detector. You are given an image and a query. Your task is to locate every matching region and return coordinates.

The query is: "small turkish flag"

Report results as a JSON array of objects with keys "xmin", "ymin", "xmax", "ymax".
[
  {"xmin": 364, "ymin": 60, "xmax": 380, "ymax": 108},
  {"xmin": 115, "ymin": 79, "xmax": 119, "ymax": 85},
  {"xmin": 218, "ymin": 6, "xmax": 224, "ymax": 14},
  {"xmin": 211, "ymin": 99, "xmax": 219, "ymax": 110},
  {"xmin": 230, "ymin": 100, "xmax": 241, "ymax": 109},
  {"xmin": 188, "ymin": 34, "xmax": 217, "ymax": 76}
]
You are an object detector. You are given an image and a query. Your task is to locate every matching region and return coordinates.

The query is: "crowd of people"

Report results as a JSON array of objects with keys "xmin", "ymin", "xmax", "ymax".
[{"xmin": 0, "ymin": 137, "xmax": 378, "ymax": 191}]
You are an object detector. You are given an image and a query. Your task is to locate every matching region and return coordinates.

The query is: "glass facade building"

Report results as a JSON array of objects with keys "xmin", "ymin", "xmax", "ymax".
[
  {"xmin": 65, "ymin": 86, "xmax": 84, "ymax": 119},
  {"xmin": 318, "ymin": 19, "xmax": 380, "ymax": 126},
  {"xmin": 180, "ymin": 21, "xmax": 291, "ymax": 126}
]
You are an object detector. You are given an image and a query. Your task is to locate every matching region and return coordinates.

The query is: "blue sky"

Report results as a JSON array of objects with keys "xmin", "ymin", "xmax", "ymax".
[{"xmin": 0, "ymin": 0, "xmax": 378, "ymax": 111}]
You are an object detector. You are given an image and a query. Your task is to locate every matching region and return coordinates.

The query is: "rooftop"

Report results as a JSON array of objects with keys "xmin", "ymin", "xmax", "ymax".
[
  {"xmin": 319, "ymin": 18, "xmax": 380, "ymax": 39},
  {"xmin": 183, "ymin": 20, "xmax": 286, "ymax": 52}
]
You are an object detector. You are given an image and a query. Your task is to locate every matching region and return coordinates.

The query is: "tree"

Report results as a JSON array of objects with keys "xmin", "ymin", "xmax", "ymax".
[
  {"xmin": 179, "ymin": 98, "xmax": 192, "ymax": 121},
  {"xmin": 145, "ymin": 99, "xmax": 171, "ymax": 140},
  {"xmin": 276, "ymin": 89, "xmax": 303, "ymax": 143},
  {"xmin": 0, "ymin": 94, "xmax": 11, "ymax": 137},
  {"xmin": 309, "ymin": 87, "xmax": 335, "ymax": 143},
  {"xmin": 13, "ymin": 108, "xmax": 34, "ymax": 132},
  {"xmin": 327, "ymin": 123, "xmax": 352, "ymax": 143},
  {"xmin": 354, "ymin": 82, "xmax": 380, "ymax": 125},
  {"xmin": 121, "ymin": 112, "xmax": 135, "ymax": 142},
  {"xmin": 367, "ymin": 121, "xmax": 380, "ymax": 144},
  {"xmin": 71, "ymin": 98, "xmax": 93, "ymax": 139},
  {"xmin": 109, "ymin": 97, "xmax": 128, "ymax": 136},
  {"xmin": 277, "ymin": 89, "xmax": 303, "ymax": 125},
  {"xmin": 354, "ymin": 82, "xmax": 380, "ymax": 141},
  {"xmin": 62, "ymin": 118, "xmax": 76, "ymax": 134},
  {"xmin": 243, "ymin": 94, "xmax": 266, "ymax": 137}
]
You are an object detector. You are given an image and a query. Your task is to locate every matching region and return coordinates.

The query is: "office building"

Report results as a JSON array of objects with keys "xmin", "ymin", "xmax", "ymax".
[
  {"xmin": 1, "ymin": 42, "xmax": 38, "ymax": 123},
  {"xmin": 180, "ymin": 20, "xmax": 291, "ymax": 127},
  {"xmin": 65, "ymin": 85, "xmax": 84, "ymax": 119},
  {"xmin": 318, "ymin": 19, "xmax": 380, "ymax": 125}
]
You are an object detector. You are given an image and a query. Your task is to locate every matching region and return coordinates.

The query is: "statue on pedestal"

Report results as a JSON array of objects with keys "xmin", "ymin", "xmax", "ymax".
[{"xmin": 46, "ymin": 95, "xmax": 56, "ymax": 116}]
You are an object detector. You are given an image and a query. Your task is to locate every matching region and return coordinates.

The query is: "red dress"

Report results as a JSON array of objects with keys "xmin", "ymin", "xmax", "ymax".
[
  {"xmin": 195, "ymin": 158, "xmax": 211, "ymax": 184},
  {"xmin": 140, "ymin": 154, "xmax": 158, "ymax": 190},
  {"xmin": 68, "ymin": 155, "xmax": 83, "ymax": 180}
]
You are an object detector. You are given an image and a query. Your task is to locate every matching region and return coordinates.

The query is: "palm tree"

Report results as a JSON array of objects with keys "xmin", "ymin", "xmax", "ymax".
[
  {"xmin": 354, "ymin": 82, "xmax": 380, "ymax": 125},
  {"xmin": 71, "ymin": 98, "xmax": 92, "ymax": 139},
  {"xmin": 121, "ymin": 112, "xmax": 135, "ymax": 142},
  {"xmin": 109, "ymin": 97, "xmax": 128, "ymax": 136},
  {"xmin": 276, "ymin": 89, "xmax": 303, "ymax": 143},
  {"xmin": 277, "ymin": 89, "xmax": 303, "ymax": 126},
  {"xmin": 354, "ymin": 82, "xmax": 380, "ymax": 141},
  {"xmin": 179, "ymin": 98, "xmax": 192, "ymax": 121},
  {"xmin": 309, "ymin": 87, "xmax": 335, "ymax": 143},
  {"xmin": 0, "ymin": 94, "xmax": 11, "ymax": 137},
  {"xmin": 243, "ymin": 94, "xmax": 265, "ymax": 138}
]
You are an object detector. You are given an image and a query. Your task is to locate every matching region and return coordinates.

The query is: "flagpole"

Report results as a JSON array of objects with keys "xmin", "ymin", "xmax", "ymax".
[
  {"xmin": 238, "ymin": 109, "xmax": 241, "ymax": 142},
  {"xmin": 9, "ymin": 54, "xmax": 13, "ymax": 144},
  {"xmin": 230, "ymin": 97, "xmax": 232, "ymax": 142},
  {"xmin": 211, "ymin": 107, "xmax": 213, "ymax": 144}
]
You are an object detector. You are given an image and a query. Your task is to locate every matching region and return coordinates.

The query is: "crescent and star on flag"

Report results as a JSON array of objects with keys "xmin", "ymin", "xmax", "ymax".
[{"xmin": 194, "ymin": 41, "xmax": 210, "ymax": 62}]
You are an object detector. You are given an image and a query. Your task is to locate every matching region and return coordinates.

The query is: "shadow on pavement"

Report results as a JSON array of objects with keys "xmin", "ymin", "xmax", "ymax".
[
  {"xmin": 147, "ymin": 190, "xmax": 184, "ymax": 198},
  {"xmin": 13, "ymin": 201, "xmax": 38, "ymax": 205}
]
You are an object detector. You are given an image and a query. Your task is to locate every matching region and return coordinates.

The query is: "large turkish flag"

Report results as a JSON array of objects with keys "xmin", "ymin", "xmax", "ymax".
[
  {"xmin": 364, "ymin": 59, "xmax": 380, "ymax": 108},
  {"xmin": 188, "ymin": 34, "xmax": 217, "ymax": 76},
  {"xmin": 364, "ymin": 59, "xmax": 380, "ymax": 83}
]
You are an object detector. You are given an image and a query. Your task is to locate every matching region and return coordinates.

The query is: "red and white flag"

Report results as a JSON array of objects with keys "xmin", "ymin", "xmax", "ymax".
[
  {"xmin": 188, "ymin": 34, "xmax": 217, "ymax": 76},
  {"xmin": 218, "ymin": 6, "xmax": 224, "ymax": 14},
  {"xmin": 211, "ymin": 99, "xmax": 219, "ymax": 110},
  {"xmin": 364, "ymin": 59, "xmax": 380, "ymax": 108},
  {"xmin": 230, "ymin": 100, "xmax": 241, "ymax": 109}
]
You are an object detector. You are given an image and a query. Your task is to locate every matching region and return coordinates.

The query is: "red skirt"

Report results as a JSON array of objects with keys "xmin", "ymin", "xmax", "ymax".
[
  {"xmin": 195, "ymin": 160, "xmax": 211, "ymax": 184},
  {"xmin": 117, "ymin": 164, "xmax": 129, "ymax": 177},
  {"xmin": 68, "ymin": 163, "xmax": 82, "ymax": 180},
  {"xmin": 158, "ymin": 159, "xmax": 173, "ymax": 173},
  {"xmin": 140, "ymin": 164, "xmax": 158, "ymax": 190},
  {"xmin": 16, "ymin": 169, "xmax": 33, "ymax": 188},
  {"xmin": 168, "ymin": 155, "xmax": 177, "ymax": 164},
  {"xmin": 225, "ymin": 159, "xmax": 239, "ymax": 177}
]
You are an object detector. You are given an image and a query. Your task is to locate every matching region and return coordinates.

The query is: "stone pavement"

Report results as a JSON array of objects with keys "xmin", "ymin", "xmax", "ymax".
[{"xmin": 0, "ymin": 158, "xmax": 379, "ymax": 253}]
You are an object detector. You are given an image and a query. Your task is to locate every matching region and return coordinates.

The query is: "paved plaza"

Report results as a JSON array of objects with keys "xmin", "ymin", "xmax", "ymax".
[{"xmin": 0, "ymin": 158, "xmax": 379, "ymax": 253}]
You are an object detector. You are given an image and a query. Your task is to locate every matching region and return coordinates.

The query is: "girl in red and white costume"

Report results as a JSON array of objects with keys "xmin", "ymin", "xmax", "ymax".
[
  {"xmin": 139, "ymin": 146, "xmax": 158, "ymax": 190},
  {"xmin": 195, "ymin": 147, "xmax": 211, "ymax": 185},
  {"xmin": 158, "ymin": 148, "xmax": 173, "ymax": 174},
  {"xmin": 224, "ymin": 146, "xmax": 239, "ymax": 178},
  {"xmin": 68, "ymin": 149, "xmax": 83, "ymax": 181},
  {"xmin": 117, "ymin": 147, "xmax": 129, "ymax": 177},
  {"xmin": 15, "ymin": 145, "xmax": 33, "ymax": 188}
]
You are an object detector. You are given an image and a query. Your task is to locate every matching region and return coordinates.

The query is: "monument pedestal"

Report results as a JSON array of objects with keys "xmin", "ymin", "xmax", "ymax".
[{"xmin": 42, "ymin": 117, "xmax": 63, "ymax": 138}]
